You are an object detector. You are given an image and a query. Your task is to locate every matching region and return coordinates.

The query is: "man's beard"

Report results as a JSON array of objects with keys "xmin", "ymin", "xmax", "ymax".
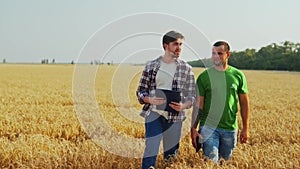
[
  {"xmin": 213, "ymin": 59, "xmax": 224, "ymax": 66},
  {"xmin": 170, "ymin": 51, "xmax": 180, "ymax": 58}
]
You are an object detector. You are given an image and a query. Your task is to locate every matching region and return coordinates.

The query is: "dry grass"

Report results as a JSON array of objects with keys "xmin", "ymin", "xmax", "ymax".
[{"xmin": 0, "ymin": 64, "xmax": 299, "ymax": 168}]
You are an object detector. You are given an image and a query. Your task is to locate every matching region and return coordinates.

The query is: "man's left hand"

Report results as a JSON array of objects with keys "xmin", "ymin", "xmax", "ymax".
[
  {"xmin": 240, "ymin": 128, "xmax": 249, "ymax": 143},
  {"xmin": 169, "ymin": 102, "xmax": 183, "ymax": 112}
]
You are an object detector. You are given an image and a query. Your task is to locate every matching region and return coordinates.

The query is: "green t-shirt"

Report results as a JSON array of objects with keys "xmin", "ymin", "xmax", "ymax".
[{"xmin": 196, "ymin": 66, "xmax": 248, "ymax": 130}]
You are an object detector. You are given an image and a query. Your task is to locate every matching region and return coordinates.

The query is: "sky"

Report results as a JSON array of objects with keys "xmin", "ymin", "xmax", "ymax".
[{"xmin": 1, "ymin": 0, "xmax": 300, "ymax": 64}]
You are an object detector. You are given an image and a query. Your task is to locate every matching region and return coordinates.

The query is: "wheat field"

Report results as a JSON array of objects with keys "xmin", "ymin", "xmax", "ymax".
[{"xmin": 0, "ymin": 64, "xmax": 299, "ymax": 169}]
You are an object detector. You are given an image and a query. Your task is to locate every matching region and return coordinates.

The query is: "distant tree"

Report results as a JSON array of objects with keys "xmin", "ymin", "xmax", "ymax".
[
  {"xmin": 93, "ymin": 60, "xmax": 103, "ymax": 65},
  {"xmin": 94, "ymin": 60, "xmax": 100, "ymax": 65},
  {"xmin": 71, "ymin": 60, "xmax": 74, "ymax": 64},
  {"xmin": 3, "ymin": 58, "xmax": 6, "ymax": 64},
  {"xmin": 52, "ymin": 59, "xmax": 55, "ymax": 64},
  {"xmin": 41, "ymin": 59, "xmax": 49, "ymax": 64},
  {"xmin": 188, "ymin": 58, "xmax": 212, "ymax": 67}
]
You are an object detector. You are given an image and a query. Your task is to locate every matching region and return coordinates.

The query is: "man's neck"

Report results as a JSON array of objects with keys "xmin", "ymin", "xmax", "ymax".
[
  {"xmin": 214, "ymin": 64, "xmax": 229, "ymax": 71},
  {"xmin": 162, "ymin": 53, "xmax": 177, "ymax": 64}
]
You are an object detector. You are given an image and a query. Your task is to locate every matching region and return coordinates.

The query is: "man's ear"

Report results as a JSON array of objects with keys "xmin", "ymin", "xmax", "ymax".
[
  {"xmin": 163, "ymin": 43, "xmax": 168, "ymax": 50},
  {"xmin": 227, "ymin": 51, "xmax": 231, "ymax": 59}
]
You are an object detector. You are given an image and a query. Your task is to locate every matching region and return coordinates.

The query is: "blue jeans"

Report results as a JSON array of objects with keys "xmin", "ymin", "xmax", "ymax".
[
  {"xmin": 142, "ymin": 111, "xmax": 182, "ymax": 169},
  {"xmin": 200, "ymin": 126, "xmax": 237, "ymax": 163}
]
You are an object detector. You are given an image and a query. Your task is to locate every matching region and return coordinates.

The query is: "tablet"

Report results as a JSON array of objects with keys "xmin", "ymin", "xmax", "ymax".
[{"xmin": 155, "ymin": 89, "xmax": 181, "ymax": 114}]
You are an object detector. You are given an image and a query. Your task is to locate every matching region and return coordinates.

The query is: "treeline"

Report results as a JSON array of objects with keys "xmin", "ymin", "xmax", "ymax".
[{"xmin": 189, "ymin": 41, "xmax": 300, "ymax": 71}]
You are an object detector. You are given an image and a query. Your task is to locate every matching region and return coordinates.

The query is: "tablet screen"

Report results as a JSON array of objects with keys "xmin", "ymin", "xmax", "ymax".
[{"xmin": 155, "ymin": 89, "xmax": 181, "ymax": 114}]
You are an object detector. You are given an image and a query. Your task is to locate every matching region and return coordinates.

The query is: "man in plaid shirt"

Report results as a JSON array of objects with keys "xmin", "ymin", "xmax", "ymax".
[{"xmin": 136, "ymin": 30, "xmax": 196, "ymax": 169}]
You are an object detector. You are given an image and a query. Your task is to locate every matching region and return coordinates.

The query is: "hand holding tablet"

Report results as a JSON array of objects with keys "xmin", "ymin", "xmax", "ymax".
[{"xmin": 155, "ymin": 89, "xmax": 181, "ymax": 114}]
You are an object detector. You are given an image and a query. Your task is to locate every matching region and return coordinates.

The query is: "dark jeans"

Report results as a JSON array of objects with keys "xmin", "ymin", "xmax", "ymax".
[{"xmin": 142, "ymin": 111, "xmax": 182, "ymax": 169}]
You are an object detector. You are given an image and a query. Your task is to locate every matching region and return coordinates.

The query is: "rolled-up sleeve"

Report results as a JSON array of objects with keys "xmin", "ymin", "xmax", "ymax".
[
  {"xmin": 136, "ymin": 65, "xmax": 150, "ymax": 104},
  {"xmin": 183, "ymin": 67, "xmax": 196, "ymax": 108}
]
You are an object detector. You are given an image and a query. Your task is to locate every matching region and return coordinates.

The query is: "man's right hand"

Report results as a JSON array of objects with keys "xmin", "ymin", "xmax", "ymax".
[
  {"xmin": 191, "ymin": 127, "xmax": 201, "ymax": 148},
  {"xmin": 143, "ymin": 96, "xmax": 166, "ymax": 105}
]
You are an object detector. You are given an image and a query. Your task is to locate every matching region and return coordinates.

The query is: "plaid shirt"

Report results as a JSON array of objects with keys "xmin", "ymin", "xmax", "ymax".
[{"xmin": 136, "ymin": 56, "xmax": 196, "ymax": 122}]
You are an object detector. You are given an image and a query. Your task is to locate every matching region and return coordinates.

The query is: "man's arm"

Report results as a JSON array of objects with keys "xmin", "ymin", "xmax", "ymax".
[
  {"xmin": 143, "ymin": 96, "xmax": 166, "ymax": 105},
  {"xmin": 191, "ymin": 96, "xmax": 204, "ymax": 148},
  {"xmin": 171, "ymin": 66, "xmax": 196, "ymax": 112},
  {"xmin": 191, "ymin": 96, "xmax": 203, "ymax": 128},
  {"xmin": 136, "ymin": 64, "xmax": 152, "ymax": 104},
  {"xmin": 239, "ymin": 93, "xmax": 250, "ymax": 143}
]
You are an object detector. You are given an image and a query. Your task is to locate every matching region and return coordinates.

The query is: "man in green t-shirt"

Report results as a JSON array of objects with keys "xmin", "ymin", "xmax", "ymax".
[{"xmin": 191, "ymin": 41, "xmax": 250, "ymax": 163}]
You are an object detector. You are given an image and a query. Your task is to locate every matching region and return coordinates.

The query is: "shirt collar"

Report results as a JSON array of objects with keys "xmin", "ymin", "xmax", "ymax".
[{"xmin": 157, "ymin": 56, "xmax": 180, "ymax": 65}]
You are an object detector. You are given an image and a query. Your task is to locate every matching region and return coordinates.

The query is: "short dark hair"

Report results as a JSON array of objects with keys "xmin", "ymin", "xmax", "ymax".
[
  {"xmin": 162, "ymin": 31, "xmax": 184, "ymax": 49},
  {"xmin": 213, "ymin": 41, "xmax": 230, "ymax": 52}
]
